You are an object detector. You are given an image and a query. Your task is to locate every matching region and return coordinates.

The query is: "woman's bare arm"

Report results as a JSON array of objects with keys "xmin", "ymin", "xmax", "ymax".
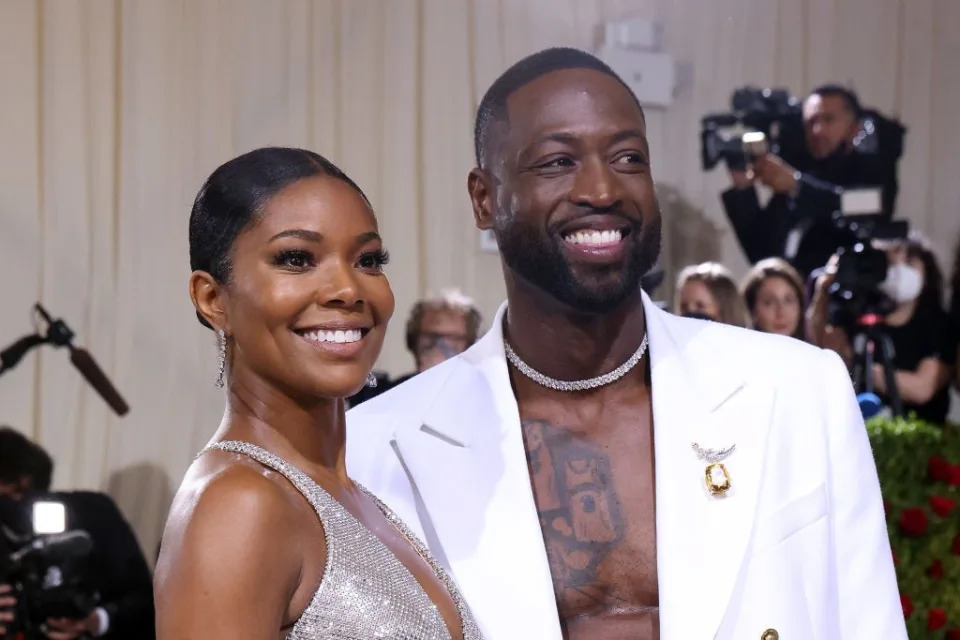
[{"xmin": 155, "ymin": 463, "xmax": 306, "ymax": 639}]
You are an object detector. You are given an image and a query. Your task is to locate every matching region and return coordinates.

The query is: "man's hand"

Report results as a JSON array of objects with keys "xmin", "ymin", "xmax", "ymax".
[
  {"xmin": 43, "ymin": 612, "xmax": 100, "ymax": 640},
  {"xmin": 752, "ymin": 154, "xmax": 799, "ymax": 194},
  {"xmin": 0, "ymin": 583, "xmax": 16, "ymax": 636}
]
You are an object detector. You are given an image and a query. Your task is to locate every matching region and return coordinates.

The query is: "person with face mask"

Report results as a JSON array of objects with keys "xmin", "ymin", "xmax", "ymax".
[{"xmin": 808, "ymin": 234, "xmax": 951, "ymax": 423}]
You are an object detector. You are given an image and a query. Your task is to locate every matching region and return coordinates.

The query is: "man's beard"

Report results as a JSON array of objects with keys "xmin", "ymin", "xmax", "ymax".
[{"xmin": 496, "ymin": 210, "xmax": 662, "ymax": 314}]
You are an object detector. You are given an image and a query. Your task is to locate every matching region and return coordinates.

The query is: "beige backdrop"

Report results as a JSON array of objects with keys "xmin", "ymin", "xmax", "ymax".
[{"xmin": 1, "ymin": 0, "xmax": 959, "ymax": 561}]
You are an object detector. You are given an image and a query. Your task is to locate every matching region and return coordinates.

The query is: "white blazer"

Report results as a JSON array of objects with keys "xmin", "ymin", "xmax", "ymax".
[{"xmin": 346, "ymin": 294, "xmax": 906, "ymax": 639}]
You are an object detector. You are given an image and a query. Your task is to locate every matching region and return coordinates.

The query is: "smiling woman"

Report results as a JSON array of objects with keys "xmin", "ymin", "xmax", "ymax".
[{"xmin": 153, "ymin": 147, "xmax": 482, "ymax": 640}]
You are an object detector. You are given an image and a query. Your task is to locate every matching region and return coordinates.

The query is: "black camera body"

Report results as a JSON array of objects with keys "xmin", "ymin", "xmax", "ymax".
[
  {"xmin": 826, "ymin": 213, "xmax": 909, "ymax": 328},
  {"xmin": 701, "ymin": 86, "xmax": 907, "ymax": 173},
  {"xmin": 701, "ymin": 86, "xmax": 807, "ymax": 171},
  {"xmin": 0, "ymin": 498, "xmax": 100, "ymax": 638}
]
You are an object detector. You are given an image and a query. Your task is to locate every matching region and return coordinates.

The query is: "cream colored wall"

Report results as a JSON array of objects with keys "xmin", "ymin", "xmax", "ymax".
[{"xmin": 1, "ymin": 0, "xmax": 958, "ymax": 559}]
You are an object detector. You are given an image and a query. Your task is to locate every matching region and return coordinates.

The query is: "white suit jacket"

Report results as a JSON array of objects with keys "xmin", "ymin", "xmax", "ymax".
[{"xmin": 346, "ymin": 294, "xmax": 906, "ymax": 639}]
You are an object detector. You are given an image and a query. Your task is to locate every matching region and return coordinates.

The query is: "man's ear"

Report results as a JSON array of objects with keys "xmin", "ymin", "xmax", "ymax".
[
  {"xmin": 467, "ymin": 168, "xmax": 495, "ymax": 231},
  {"xmin": 189, "ymin": 271, "xmax": 228, "ymax": 332}
]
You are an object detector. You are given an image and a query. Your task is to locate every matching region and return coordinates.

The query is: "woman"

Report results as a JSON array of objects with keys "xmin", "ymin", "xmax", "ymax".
[
  {"xmin": 674, "ymin": 261, "xmax": 750, "ymax": 327},
  {"xmin": 154, "ymin": 147, "xmax": 481, "ymax": 639},
  {"xmin": 740, "ymin": 258, "xmax": 806, "ymax": 340},
  {"xmin": 808, "ymin": 234, "xmax": 950, "ymax": 424}
]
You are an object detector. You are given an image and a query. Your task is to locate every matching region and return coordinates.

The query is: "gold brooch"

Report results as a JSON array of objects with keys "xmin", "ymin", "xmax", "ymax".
[{"xmin": 691, "ymin": 442, "xmax": 735, "ymax": 496}]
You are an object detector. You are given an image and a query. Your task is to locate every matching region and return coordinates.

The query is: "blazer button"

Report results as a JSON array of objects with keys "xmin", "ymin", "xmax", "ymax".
[{"xmin": 761, "ymin": 630, "xmax": 779, "ymax": 640}]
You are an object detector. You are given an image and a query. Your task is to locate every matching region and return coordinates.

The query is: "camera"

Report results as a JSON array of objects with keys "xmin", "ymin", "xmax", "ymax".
[
  {"xmin": 0, "ymin": 497, "xmax": 100, "ymax": 638},
  {"xmin": 700, "ymin": 87, "xmax": 807, "ymax": 171},
  {"xmin": 701, "ymin": 86, "xmax": 907, "ymax": 172},
  {"xmin": 825, "ymin": 189, "xmax": 909, "ymax": 328}
]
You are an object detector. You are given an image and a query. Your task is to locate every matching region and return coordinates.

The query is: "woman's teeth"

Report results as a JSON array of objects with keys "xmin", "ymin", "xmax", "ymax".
[
  {"xmin": 564, "ymin": 229, "xmax": 623, "ymax": 245},
  {"xmin": 301, "ymin": 329, "xmax": 363, "ymax": 344}
]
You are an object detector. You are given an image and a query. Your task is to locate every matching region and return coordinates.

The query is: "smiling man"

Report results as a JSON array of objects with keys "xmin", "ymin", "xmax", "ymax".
[{"xmin": 347, "ymin": 48, "xmax": 905, "ymax": 639}]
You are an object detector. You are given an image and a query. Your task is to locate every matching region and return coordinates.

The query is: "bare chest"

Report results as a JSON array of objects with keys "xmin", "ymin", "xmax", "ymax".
[{"xmin": 519, "ymin": 407, "xmax": 659, "ymax": 629}]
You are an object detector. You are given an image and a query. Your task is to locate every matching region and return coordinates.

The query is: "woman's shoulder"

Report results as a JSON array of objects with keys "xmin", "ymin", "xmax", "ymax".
[
  {"xmin": 169, "ymin": 449, "xmax": 307, "ymax": 540},
  {"xmin": 154, "ymin": 451, "xmax": 321, "ymax": 635}
]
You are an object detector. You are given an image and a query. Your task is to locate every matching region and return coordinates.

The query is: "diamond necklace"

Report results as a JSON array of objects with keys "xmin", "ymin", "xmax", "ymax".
[{"xmin": 503, "ymin": 333, "xmax": 649, "ymax": 392}]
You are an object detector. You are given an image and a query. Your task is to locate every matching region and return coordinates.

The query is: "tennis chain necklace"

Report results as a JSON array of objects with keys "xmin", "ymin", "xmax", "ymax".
[{"xmin": 503, "ymin": 333, "xmax": 649, "ymax": 392}]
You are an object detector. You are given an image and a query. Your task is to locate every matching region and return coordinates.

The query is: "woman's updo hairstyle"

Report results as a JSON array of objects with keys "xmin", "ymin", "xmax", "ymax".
[{"xmin": 188, "ymin": 147, "xmax": 369, "ymax": 329}]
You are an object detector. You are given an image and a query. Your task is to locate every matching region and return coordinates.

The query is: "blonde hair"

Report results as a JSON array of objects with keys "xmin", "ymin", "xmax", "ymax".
[
  {"xmin": 675, "ymin": 262, "xmax": 750, "ymax": 328},
  {"xmin": 740, "ymin": 258, "xmax": 806, "ymax": 340}
]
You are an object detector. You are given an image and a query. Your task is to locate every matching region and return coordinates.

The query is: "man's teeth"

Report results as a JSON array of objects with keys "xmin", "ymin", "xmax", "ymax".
[
  {"xmin": 302, "ymin": 329, "xmax": 363, "ymax": 344},
  {"xmin": 564, "ymin": 229, "xmax": 623, "ymax": 245}
]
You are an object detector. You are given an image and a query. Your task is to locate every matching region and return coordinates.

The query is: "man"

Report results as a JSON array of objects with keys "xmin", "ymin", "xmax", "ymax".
[
  {"xmin": 401, "ymin": 289, "xmax": 483, "ymax": 379},
  {"xmin": 349, "ymin": 289, "xmax": 483, "ymax": 406},
  {"xmin": 722, "ymin": 85, "xmax": 899, "ymax": 278},
  {"xmin": 347, "ymin": 48, "xmax": 905, "ymax": 639},
  {"xmin": 0, "ymin": 427, "xmax": 154, "ymax": 639}
]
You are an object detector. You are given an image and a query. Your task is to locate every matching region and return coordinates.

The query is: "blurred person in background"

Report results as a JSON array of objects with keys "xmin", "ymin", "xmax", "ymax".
[
  {"xmin": 348, "ymin": 289, "xmax": 483, "ymax": 407},
  {"xmin": 740, "ymin": 258, "xmax": 806, "ymax": 341},
  {"xmin": 674, "ymin": 262, "xmax": 749, "ymax": 327},
  {"xmin": 0, "ymin": 427, "xmax": 154, "ymax": 640},
  {"xmin": 947, "ymin": 234, "xmax": 960, "ymax": 389},
  {"xmin": 400, "ymin": 289, "xmax": 483, "ymax": 381},
  {"xmin": 722, "ymin": 85, "xmax": 899, "ymax": 278},
  {"xmin": 807, "ymin": 234, "xmax": 951, "ymax": 423}
]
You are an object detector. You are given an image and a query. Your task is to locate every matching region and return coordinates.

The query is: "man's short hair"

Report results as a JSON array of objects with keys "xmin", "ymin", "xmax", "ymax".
[
  {"xmin": 405, "ymin": 289, "xmax": 483, "ymax": 353},
  {"xmin": 809, "ymin": 84, "xmax": 862, "ymax": 120},
  {"xmin": 0, "ymin": 426, "xmax": 53, "ymax": 492},
  {"xmin": 474, "ymin": 47, "xmax": 643, "ymax": 168}
]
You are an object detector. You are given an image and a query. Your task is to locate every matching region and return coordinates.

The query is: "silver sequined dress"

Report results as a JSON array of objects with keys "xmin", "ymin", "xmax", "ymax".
[{"xmin": 198, "ymin": 441, "xmax": 483, "ymax": 640}]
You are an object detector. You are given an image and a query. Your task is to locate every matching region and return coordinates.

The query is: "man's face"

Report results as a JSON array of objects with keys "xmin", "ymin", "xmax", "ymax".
[
  {"xmin": 414, "ymin": 308, "xmax": 470, "ymax": 372},
  {"xmin": 475, "ymin": 68, "xmax": 661, "ymax": 314},
  {"xmin": 803, "ymin": 94, "xmax": 859, "ymax": 160}
]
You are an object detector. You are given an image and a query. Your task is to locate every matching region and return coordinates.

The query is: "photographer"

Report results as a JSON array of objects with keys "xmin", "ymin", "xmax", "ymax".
[
  {"xmin": 807, "ymin": 236, "xmax": 951, "ymax": 423},
  {"xmin": 722, "ymin": 84, "xmax": 898, "ymax": 278},
  {"xmin": 0, "ymin": 427, "xmax": 154, "ymax": 639}
]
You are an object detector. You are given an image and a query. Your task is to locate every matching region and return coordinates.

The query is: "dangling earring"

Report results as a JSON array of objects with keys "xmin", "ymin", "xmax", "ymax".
[
  {"xmin": 365, "ymin": 371, "xmax": 378, "ymax": 388},
  {"xmin": 215, "ymin": 329, "xmax": 226, "ymax": 389}
]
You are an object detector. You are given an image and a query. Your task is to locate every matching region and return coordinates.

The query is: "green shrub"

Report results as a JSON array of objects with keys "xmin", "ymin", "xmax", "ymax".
[{"xmin": 867, "ymin": 416, "xmax": 960, "ymax": 638}]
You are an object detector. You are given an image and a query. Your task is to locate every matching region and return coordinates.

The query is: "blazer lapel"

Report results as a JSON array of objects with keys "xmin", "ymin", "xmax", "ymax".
[
  {"xmin": 392, "ymin": 305, "xmax": 564, "ymax": 640},
  {"xmin": 644, "ymin": 295, "xmax": 774, "ymax": 639}
]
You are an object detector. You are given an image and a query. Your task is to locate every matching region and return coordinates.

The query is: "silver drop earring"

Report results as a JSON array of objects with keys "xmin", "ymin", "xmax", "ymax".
[
  {"xmin": 365, "ymin": 371, "xmax": 377, "ymax": 388},
  {"xmin": 215, "ymin": 329, "xmax": 226, "ymax": 389}
]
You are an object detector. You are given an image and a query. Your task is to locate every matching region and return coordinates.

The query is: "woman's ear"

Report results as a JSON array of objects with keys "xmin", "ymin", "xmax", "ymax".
[{"xmin": 189, "ymin": 271, "xmax": 228, "ymax": 331}]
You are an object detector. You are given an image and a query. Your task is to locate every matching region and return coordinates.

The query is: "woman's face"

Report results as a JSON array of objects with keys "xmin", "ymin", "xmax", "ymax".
[
  {"xmin": 207, "ymin": 175, "xmax": 395, "ymax": 400},
  {"xmin": 678, "ymin": 279, "xmax": 720, "ymax": 320},
  {"xmin": 752, "ymin": 275, "xmax": 801, "ymax": 337}
]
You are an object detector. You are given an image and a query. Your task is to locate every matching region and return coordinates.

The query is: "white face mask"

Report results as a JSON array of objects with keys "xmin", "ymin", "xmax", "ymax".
[{"xmin": 880, "ymin": 262, "xmax": 923, "ymax": 304}]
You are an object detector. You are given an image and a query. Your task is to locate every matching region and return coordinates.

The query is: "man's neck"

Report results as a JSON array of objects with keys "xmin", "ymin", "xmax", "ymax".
[{"xmin": 503, "ymin": 277, "xmax": 648, "ymax": 384}]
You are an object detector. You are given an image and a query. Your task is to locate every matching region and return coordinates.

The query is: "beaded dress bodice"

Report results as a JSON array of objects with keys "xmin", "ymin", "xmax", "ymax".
[{"xmin": 199, "ymin": 441, "xmax": 483, "ymax": 640}]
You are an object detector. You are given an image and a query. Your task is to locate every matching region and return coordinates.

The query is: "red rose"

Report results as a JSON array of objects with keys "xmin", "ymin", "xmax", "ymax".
[
  {"xmin": 901, "ymin": 594, "xmax": 914, "ymax": 619},
  {"xmin": 892, "ymin": 549, "xmax": 899, "ymax": 566},
  {"xmin": 898, "ymin": 507, "xmax": 929, "ymax": 537},
  {"xmin": 952, "ymin": 533, "xmax": 960, "ymax": 555},
  {"xmin": 930, "ymin": 496, "xmax": 958, "ymax": 517},
  {"xmin": 949, "ymin": 465, "xmax": 960, "ymax": 487},
  {"xmin": 929, "ymin": 456, "xmax": 951, "ymax": 481},
  {"xmin": 945, "ymin": 629, "xmax": 960, "ymax": 640},
  {"xmin": 928, "ymin": 559, "xmax": 944, "ymax": 580},
  {"xmin": 929, "ymin": 608, "xmax": 947, "ymax": 631}
]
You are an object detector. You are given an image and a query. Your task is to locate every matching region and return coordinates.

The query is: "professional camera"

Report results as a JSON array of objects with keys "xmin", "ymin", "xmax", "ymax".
[
  {"xmin": 700, "ymin": 86, "xmax": 907, "ymax": 172},
  {"xmin": 0, "ymin": 497, "xmax": 99, "ymax": 638},
  {"xmin": 825, "ymin": 190, "xmax": 909, "ymax": 329},
  {"xmin": 700, "ymin": 87, "xmax": 807, "ymax": 171}
]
